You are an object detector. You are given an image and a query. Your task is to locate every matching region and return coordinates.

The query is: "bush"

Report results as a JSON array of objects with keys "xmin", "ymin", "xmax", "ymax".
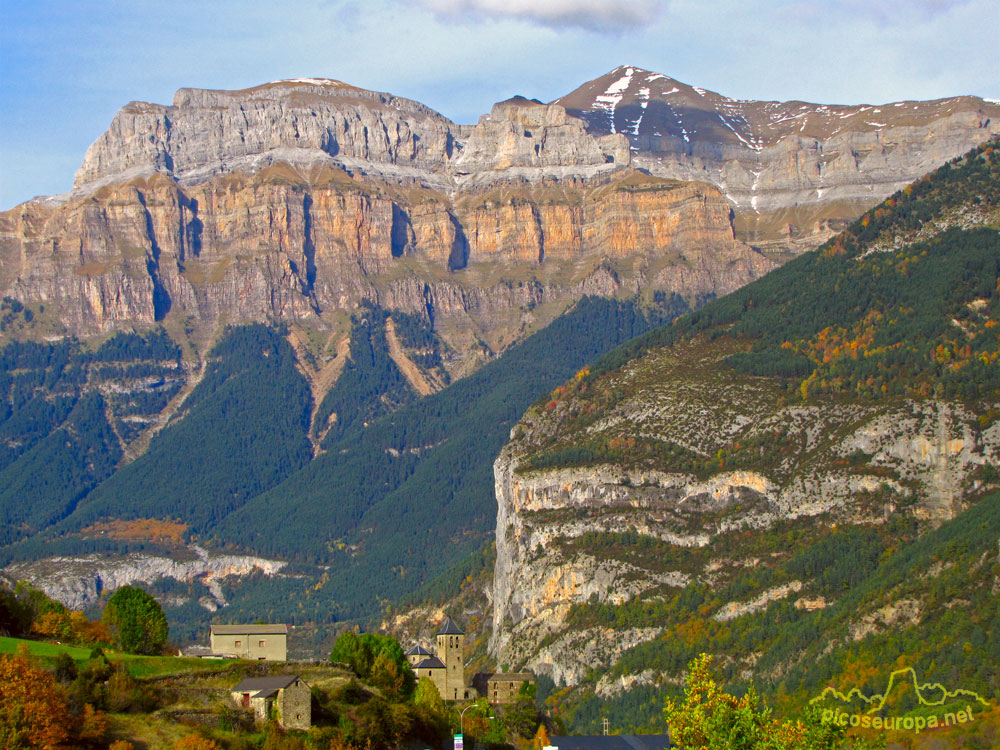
[
  {"xmin": 105, "ymin": 665, "xmax": 158, "ymax": 713},
  {"xmin": 0, "ymin": 652, "xmax": 73, "ymax": 749}
]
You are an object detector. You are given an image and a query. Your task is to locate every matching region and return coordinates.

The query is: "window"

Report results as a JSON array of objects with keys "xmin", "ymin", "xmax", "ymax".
[
  {"xmin": 259, "ymin": 640, "xmax": 266, "ymax": 647},
  {"xmin": 235, "ymin": 640, "xmax": 242, "ymax": 647}
]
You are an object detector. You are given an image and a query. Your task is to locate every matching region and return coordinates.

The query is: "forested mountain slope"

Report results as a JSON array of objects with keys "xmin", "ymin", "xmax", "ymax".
[
  {"xmin": 488, "ymin": 140, "xmax": 1000, "ymax": 733},
  {"xmin": 0, "ymin": 295, "xmax": 681, "ymax": 638}
]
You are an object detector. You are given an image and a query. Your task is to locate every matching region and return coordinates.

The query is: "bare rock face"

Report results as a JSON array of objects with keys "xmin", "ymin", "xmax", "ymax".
[
  {"xmin": 74, "ymin": 80, "xmax": 460, "ymax": 191},
  {"xmin": 489, "ymin": 365, "xmax": 1000, "ymax": 682},
  {"xmin": 2, "ymin": 154, "xmax": 768, "ymax": 361},
  {"xmin": 453, "ymin": 97, "xmax": 629, "ymax": 179},
  {"xmin": 556, "ymin": 65, "xmax": 1000, "ymax": 255},
  {"xmin": 1, "ymin": 78, "xmax": 770, "ymax": 359},
  {"xmin": 3, "ymin": 544, "xmax": 286, "ymax": 611},
  {"xmin": 4, "ymin": 70, "xmax": 994, "ymax": 360}
]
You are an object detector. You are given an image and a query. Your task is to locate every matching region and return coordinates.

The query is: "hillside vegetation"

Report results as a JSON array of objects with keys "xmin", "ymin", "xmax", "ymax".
[{"xmin": 495, "ymin": 139, "xmax": 1000, "ymax": 737}]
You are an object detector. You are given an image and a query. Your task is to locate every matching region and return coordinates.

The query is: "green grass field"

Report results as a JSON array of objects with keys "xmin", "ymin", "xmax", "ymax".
[{"xmin": 0, "ymin": 636, "xmax": 230, "ymax": 677}]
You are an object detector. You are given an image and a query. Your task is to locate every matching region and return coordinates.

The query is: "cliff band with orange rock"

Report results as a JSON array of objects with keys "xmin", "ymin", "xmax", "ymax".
[
  {"xmin": 0, "ymin": 80, "xmax": 772, "ymax": 365},
  {"xmin": 5, "ymin": 70, "xmax": 997, "ymax": 362}
]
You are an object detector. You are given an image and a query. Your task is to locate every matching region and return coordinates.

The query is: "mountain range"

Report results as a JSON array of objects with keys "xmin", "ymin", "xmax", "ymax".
[{"xmin": 1, "ymin": 66, "xmax": 999, "ymax": 735}]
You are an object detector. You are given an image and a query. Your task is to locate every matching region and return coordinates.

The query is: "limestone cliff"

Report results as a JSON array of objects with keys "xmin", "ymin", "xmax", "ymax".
[
  {"xmin": 4, "ymin": 544, "xmax": 286, "ymax": 612},
  {"xmin": 487, "ymin": 144, "xmax": 1000, "ymax": 687},
  {"xmin": 1, "ymin": 162, "xmax": 767, "ymax": 363},
  {"xmin": 5, "ymin": 70, "xmax": 995, "ymax": 356},
  {"xmin": 490, "ymin": 358, "xmax": 1000, "ymax": 684}
]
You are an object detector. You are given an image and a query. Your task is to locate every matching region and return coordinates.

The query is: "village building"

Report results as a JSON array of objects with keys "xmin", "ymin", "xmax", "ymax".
[
  {"xmin": 211, "ymin": 624, "xmax": 288, "ymax": 660},
  {"xmin": 485, "ymin": 672, "xmax": 536, "ymax": 705},
  {"xmin": 407, "ymin": 617, "xmax": 535, "ymax": 702},
  {"xmin": 404, "ymin": 643, "xmax": 433, "ymax": 666},
  {"xmin": 230, "ymin": 675, "xmax": 311, "ymax": 730}
]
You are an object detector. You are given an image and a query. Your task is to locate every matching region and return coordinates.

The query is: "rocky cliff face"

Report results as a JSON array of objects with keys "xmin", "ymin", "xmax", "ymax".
[
  {"xmin": 73, "ymin": 80, "xmax": 460, "ymax": 191},
  {"xmin": 556, "ymin": 66, "xmax": 1000, "ymax": 256},
  {"xmin": 489, "ymin": 345, "xmax": 1000, "ymax": 684},
  {"xmin": 6, "ymin": 69, "xmax": 993, "ymax": 356},
  {"xmin": 1, "ymin": 87, "xmax": 767, "ymax": 361},
  {"xmin": 4, "ymin": 544, "xmax": 286, "ymax": 612},
  {"xmin": 487, "ymin": 143, "xmax": 1000, "ymax": 695}
]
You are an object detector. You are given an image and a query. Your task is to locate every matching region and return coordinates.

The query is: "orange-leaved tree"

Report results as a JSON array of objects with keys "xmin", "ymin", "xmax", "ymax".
[{"xmin": 0, "ymin": 652, "xmax": 74, "ymax": 749}]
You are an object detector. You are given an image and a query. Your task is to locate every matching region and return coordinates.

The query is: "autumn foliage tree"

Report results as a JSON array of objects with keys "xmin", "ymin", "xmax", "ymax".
[
  {"xmin": 102, "ymin": 585, "xmax": 168, "ymax": 655},
  {"xmin": 0, "ymin": 652, "xmax": 73, "ymax": 749},
  {"xmin": 664, "ymin": 654, "xmax": 885, "ymax": 750}
]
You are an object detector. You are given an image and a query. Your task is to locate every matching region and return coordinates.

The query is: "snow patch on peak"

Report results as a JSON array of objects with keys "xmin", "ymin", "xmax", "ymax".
[
  {"xmin": 592, "ymin": 67, "xmax": 637, "ymax": 135},
  {"xmin": 273, "ymin": 78, "xmax": 341, "ymax": 86},
  {"xmin": 605, "ymin": 68, "xmax": 636, "ymax": 96},
  {"xmin": 985, "ymin": 98, "xmax": 1000, "ymax": 105}
]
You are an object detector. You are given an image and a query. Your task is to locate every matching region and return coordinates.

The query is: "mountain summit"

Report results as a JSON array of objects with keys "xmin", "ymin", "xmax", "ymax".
[{"xmin": 557, "ymin": 65, "xmax": 1000, "ymax": 254}]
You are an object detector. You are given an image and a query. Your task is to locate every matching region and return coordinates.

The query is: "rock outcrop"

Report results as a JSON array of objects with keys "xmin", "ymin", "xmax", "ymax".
[
  {"xmin": 3, "ymin": 544, "xmax": 286, "ymax": 611},
  {"xmin": 2, "ymin": 130, "xmax": 766, "ymax": 360}
]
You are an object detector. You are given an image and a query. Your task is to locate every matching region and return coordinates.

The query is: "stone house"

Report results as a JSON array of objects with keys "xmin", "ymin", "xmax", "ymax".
[
  {"xmin": 230, "ymin": 675, "xmax": 311, "ymax": 730},
  {"xmin": 211, "ymin": 624, "xmax": 288, "ymax": 660},
  {"xmin": 485, "ymin": 672, "xmax": 536, "ymax": 705}
]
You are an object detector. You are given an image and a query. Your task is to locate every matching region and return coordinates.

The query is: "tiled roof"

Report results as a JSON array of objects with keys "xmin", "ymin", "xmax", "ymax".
[
  {"xmin": 212, "ymin": 624, "xmax": 288, "ymax": 635},
  {"xmin": 231, "ymin": 675, "xmax": 301, "ymax": 693},
  {"xmin": 414, "ymin": 656, "xmax": 446, "ymax": 670},
  {"xmin": 435, "ymin": 616, "xmax": 464, "ymax": 635},
  {"xmin": 405, "ymin": 644, "xmax": 433, "ymax": 656}
]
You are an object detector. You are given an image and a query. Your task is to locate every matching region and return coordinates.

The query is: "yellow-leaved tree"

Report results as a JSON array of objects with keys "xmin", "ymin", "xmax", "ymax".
[{"xmin": 663, "ymin": 654, "xmax": 884, "ymax": 750}]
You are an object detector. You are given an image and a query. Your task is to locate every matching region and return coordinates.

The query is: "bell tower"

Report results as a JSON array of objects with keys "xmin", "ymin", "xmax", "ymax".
[{"xmin": 434, "ymin": 616, "xmax": 466, "ymax": 701}]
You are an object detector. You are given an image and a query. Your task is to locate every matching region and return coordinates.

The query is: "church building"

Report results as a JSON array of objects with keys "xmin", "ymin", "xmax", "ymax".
[
  {"xmin": 406, "ymin": 616, "xmax": 473, "ymax": 701},
  {"xmin": 406, "ymin": 616, "xmax": 535, "ymax": 703}
]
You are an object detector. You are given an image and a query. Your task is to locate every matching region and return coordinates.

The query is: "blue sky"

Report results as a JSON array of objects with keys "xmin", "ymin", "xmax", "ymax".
[{"xmin": 1, "ymin": 0, "xmax": 998, "ymax": 210}]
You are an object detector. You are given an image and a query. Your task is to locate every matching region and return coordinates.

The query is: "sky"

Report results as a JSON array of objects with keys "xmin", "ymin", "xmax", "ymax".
[{"xmin": 1, "ymin": 0, "xmax": 998, "ymax": 210}]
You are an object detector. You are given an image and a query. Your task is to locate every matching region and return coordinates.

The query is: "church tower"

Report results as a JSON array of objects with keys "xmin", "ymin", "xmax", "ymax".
[{"xmin": 434, "ymin": 616, "xmax": 466, "ymax": 701}]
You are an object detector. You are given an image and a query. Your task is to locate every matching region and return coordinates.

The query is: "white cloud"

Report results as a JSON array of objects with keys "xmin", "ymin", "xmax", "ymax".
[{"xmin": 420, "ymin": 0, "xmax": 666, "ymax": 32}]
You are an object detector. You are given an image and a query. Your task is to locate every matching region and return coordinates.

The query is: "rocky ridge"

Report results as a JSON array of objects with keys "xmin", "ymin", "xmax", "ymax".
[
  {"xmin": 1, "ymin": 77, "xmax": 771, "ymax": 366},
  {"xmin": 4, "ymin": 544, "xmax": 285, "ymax": 612},
  {"xmin": 5, "ymin": 68, "xmax": 997, "ymax": 359},
  {"xmin": 486, "ymin": 144, "xmax": 1000, "ymax": 692},
  {"xmin": 489, "ymin": 348, "xmax": 1000, "ymax": 682}
]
